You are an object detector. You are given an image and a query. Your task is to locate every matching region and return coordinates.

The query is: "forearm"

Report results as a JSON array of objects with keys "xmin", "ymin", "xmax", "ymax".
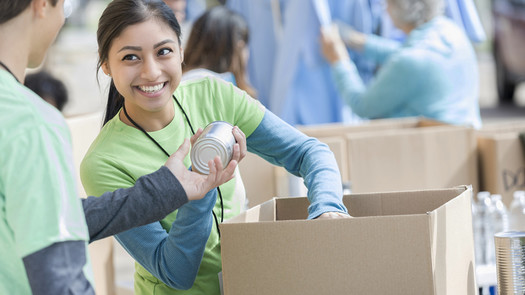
[
  {"xmin": 23, "ymin": 241, "xmax": 94, "ymax": 295},
  {"xmin": 115, "ymin": 189, "xmax": 217, "ymax": 290},
  {"xmin": 330, "ymin": 60, "xmax": 370, "ymax": 117},
  {"xmin": 82, "ymin": 166, "xmax": 188, "ymax": 243},
  {"xmin": 247, "ymin": 111, "xmax": 347, "ymax": 218}
]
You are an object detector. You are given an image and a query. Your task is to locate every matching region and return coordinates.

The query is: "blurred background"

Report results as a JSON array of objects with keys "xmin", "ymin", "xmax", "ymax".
[{"xmin": 42, "ymin": 0, "xmax": 525, "ymax": 123}]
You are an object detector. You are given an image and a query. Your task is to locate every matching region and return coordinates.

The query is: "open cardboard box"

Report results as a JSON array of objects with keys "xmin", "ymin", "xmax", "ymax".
[{"xmin": 221, "ymin": 186, "xmax": 477, "ymax": 295}]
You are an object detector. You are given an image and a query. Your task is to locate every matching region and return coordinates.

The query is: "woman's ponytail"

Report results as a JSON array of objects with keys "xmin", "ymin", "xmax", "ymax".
[{"xmin": 103, "ymin": 80, "xmax": 124, "ymax": 125}]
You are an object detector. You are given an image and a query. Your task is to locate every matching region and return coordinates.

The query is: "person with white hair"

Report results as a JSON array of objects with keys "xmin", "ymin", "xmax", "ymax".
[{"xmin": 320, "ymin": 0, "xmax": 482, "ymax": 129}]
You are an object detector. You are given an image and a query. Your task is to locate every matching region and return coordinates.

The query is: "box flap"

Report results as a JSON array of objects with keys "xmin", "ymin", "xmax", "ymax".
[
  {"xmin": 265, "ymin": 187, "xmax": 468, "ymax": 220},
  {"xmin": 428, "ymin": 186, "xmax": 476, "ymax": 294},
  {"xmin": 224, "ymin": 198, "xmax": 276, "ymax": 223}
]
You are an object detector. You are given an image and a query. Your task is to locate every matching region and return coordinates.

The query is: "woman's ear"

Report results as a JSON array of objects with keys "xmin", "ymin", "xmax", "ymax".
[
  {"xmin": 32, "ymin": 0, "xmax": 48, "ymax": 18},
  {"xmin": 101, "ymin": 62, "xmax": 111, "ymax": 77}
]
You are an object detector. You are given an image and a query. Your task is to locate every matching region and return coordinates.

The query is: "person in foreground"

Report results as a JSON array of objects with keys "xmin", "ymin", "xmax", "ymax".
[
  {"xmin": 0, "ymin": 0, "xmax": 239, "ymax": 294},
  {"xmin": 320, "ymin": 0, "xmax": 482, "ymax": 129},
  {"xmin": 80, "ymin": 0, "xmax": 351, "ymax": 294}
]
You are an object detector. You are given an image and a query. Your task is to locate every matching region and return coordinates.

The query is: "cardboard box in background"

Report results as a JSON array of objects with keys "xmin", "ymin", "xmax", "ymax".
[
  {"xmin": 343, "ymin": 123, "xmax": 477, "ymax": 194},
  {"xmin": 66, "ymin": 113, "xmax": 116, "ymax": 295},
  {"xmin": 477, "ymin": 121, "xmax": 525, "ymax": 206},
  {"xmin": 221, "ymin": 186, "xmax": 477, "ymax": 295},
  {"xmin": 298, "ymin": 118, "xmax": 478, "ymax": 194}
]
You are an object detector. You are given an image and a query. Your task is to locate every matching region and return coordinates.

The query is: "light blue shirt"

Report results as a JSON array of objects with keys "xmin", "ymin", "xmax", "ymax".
[{"xmin": 331, "ymin": 16, "xmax": 482, "ymax": 129}]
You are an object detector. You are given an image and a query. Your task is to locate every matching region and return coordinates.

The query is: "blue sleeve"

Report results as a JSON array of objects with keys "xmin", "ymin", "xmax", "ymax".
[
  {"xmin": 331, "ymin": 51, "xmax": 422, "ymax": 119},
  {"xmin": 114, "ymin": 189, "xmax": 217, "ymax": 290},
  {"xmin": 246, "ymin": 110, "xmax": 348, "ymax": 219},
  {"xmin": 362, "ymin": 34, "xmax": 402, "ymax": 64}
]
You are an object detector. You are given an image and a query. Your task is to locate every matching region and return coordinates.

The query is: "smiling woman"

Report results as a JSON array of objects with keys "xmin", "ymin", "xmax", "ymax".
[
  {"xmin": 80, "ymin": 0, "xmax": 350, "ymax": 294},
  {"xmin": 101, "ymin": 19, "xmax": 183, "ymax": 131}
]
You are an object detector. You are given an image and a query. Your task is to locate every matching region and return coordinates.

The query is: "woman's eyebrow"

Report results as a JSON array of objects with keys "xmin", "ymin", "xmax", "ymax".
[{"xmin": 154, "ymin": 39, "xmax": 176, "ymax": 48}]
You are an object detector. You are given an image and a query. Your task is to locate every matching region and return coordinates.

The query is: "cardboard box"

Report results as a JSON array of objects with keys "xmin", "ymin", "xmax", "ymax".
[
  {"xmin": 298, "ymin": 117, "xmax": 478, "ymax": 194},
  {"xmin": 221, "ymin": 186, "xmax": 477, "ymax": 295},
  {"xmin": 477, "ymin": 121, "xmax": 525, "ymax": 206}
]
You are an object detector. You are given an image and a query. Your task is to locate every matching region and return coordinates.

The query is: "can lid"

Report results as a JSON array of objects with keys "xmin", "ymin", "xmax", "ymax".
[
  {"xmin": 495, "ymin": 231, "xmax": 525, "ymax": 238},
  {"xmin": 191, "ymin": 138, "xmax": 230, "ymax": 174}
]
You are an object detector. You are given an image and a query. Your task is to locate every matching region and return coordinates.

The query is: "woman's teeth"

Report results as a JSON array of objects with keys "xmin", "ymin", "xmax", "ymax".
[{"xmin": 138, "ymin": 83, "xmax": 164, "ymax": 93}]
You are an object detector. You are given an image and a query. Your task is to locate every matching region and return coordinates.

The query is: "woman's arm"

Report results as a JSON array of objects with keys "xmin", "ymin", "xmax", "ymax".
[
  {"xmin": 82, "ymin": 166, "xmax": 187, "ymax": 242},
  {"xmin": 330, "ymin": 50, "xmax": 423, "ymax": 119},
  {"xmin": 114, "ymin": 189, "xmax": 217, "ymax": 290},
  {"xmin": 246, "ymin": 110, "xmax": 348, "ymax": 219}
]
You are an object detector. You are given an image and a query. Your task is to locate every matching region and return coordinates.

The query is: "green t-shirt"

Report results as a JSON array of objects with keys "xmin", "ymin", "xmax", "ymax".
[
  {"xmin": 0, "ymin": 71, "xmax": 91, "ymax": 294},
  {"xmin": 81, "ymin": 77, "xmax": 265, "ymax": 294}
]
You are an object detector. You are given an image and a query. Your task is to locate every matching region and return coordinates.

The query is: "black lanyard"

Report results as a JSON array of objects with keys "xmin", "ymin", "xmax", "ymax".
[
  {"xmin": 122, "ymin": 94, "xmax": 224, "ymax": 237},
  {"xmin": 0, "ymin": 61, "xmax": 20, "ymax": 84}
]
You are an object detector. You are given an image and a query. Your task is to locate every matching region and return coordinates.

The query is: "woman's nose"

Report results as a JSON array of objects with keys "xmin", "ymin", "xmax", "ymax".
[{"xmin": 141, "ymin": 58, "xmax": 161, "ymax": 80}]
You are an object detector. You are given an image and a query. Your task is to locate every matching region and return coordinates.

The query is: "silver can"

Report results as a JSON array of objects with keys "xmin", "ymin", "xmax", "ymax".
[
  {"xmin": 190, "ymin": 121, "xmax": 235, "ymax": 174},
  {"xmin": 495, "ymin": 231, "xmax": 525, "ymax": 294}
]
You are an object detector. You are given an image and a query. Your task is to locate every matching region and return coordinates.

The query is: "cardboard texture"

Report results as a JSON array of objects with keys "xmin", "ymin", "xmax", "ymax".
[
  {"xmin": 221, "ymin": 186, "xmax": 477, "ymax": 295},
  {"xmin": 477, "ymin": 121, "xmax": 525, "ymax": 206},
  {"xmin": 298, "ymin": 117, "xmax": 478, "ymax": 194},
  {"xmin": 66, "ymin": 113, "xmax": 116, "ymax": 295}
]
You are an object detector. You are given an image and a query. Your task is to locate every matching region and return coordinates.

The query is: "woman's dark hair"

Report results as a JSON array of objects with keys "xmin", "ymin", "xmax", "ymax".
[
  {"xmin": 183, "ymin": 6, "xmax": 256, "ymax": 98},
  {"xmin": 0, "ymin": 0, "xmax": 59, "ymax": 25},
  {"xmin": 97, "ymin": 0, "xmax": 181, "ymax": 124}
]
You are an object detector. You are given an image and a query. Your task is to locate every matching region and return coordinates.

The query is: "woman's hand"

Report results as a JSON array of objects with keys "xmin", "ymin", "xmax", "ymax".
[
  {"xmin": 232, "ymin": 126, "xmax": 247, "ymax": 163},
  {"xmin": 320, "ymin": 24, "xmax": 351, "ymax": 65},
  {"xmin": 315, "ymin": 211, "xmax": 353, "ymax": 219},
  {"xmin": 164, "ymin": 136, "xmax": 240, "ymax": 201}
]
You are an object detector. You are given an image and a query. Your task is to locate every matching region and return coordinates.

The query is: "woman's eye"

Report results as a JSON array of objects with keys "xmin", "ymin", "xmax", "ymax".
[
  {"xmin": 158, "ymin": 48, "xmax": 173, "ymax": 56},
  {"xmin": 122, "ymin": 54, "xmax": 139, "ymax": 61}
]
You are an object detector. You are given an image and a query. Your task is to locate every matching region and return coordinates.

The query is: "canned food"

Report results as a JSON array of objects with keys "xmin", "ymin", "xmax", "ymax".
[{"xmin": 190, "ymin": 121, "xmax": 236, "ymax": 174}]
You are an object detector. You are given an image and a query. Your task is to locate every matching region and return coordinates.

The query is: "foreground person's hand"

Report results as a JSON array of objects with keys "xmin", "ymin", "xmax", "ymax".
[{"xmin": 164, "ymin": 138, "xmax": 240, "ymax": 200}]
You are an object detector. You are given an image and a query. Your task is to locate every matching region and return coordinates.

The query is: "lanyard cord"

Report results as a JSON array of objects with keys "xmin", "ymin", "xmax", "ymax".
[
  {"xmin": 122, "ymin": 95, "xmax": 224, "ymax": 237},
  {"xmin": 0, "ymin": 61, "xmax": 20, "ymax": 84}
]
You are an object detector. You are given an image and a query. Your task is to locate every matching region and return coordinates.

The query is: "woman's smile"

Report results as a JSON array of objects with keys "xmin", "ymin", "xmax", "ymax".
[{"xmin": 135, "ymin": 82, "xmax": 167, "ymax": 97}]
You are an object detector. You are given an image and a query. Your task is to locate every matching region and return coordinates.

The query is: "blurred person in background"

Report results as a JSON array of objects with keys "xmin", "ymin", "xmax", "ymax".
[
  {"xmin": 80, "ymin": 0, "xmax": 350, "ymax": 294},
  {"xmin": 226, "ymin": 0, "xmax": 484, "ymax": 127},
  {"xmin": 182, "ymin": 6, "xmax": 257, "ymax": 98},
  {"xmin": 24, "ymin": 70, "xmax": 69, "ymax": 111},
  {"xmin": 0, "ymin": 0, "xmax": 238, "ymax": 293},
  {"xmin": 320, "ymin": 0, "xmax": 482, "ymax": 129}
]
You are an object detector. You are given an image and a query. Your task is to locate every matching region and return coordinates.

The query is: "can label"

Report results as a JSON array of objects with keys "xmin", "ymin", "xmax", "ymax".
[{"xmin": 190, "ymin": 121, "xmax": 235, "ymax": 174}]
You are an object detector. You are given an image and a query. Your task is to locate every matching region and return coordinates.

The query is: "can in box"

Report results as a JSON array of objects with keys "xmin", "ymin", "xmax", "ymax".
[{"xmin": 191, "ymin": 121, "xmax": 235, "ymax": 174}]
